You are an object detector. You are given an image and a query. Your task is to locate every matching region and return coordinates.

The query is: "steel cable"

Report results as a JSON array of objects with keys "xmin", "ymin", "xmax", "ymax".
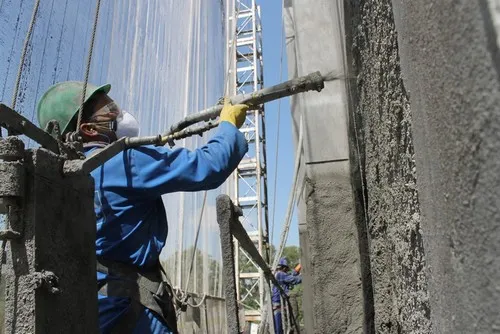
[
  {"xmin": 3, "ymin": 0, "xmax": 41, "ymax": 280},
  {"xmin": 270, "ymin": 0, "xmax": 286, "ymax": 249},
  {"xmin": 11, "ymin": 0, "xmax": 41, "ymax": 112},
  {"xmin": 76, "ymin": 0, "xmax": 102, "ymax": 133},
  {"xmin": 9, "ymin": 0, "xmax": 41, "ymax": 138},
  {"xmin": 184, "ymin": 191, "xmax": 208, "ymax": 293}
]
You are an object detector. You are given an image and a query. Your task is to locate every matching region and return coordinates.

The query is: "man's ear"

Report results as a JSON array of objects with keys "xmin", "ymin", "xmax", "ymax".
[{"xmin": 80, "ymin": 123, "xmax": 98, "ymax": 137}]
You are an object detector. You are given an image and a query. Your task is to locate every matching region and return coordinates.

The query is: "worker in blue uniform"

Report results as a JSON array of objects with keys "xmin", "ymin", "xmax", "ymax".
[
  {"xmin": 272, "ymin": 257, "xmax": 302, "ymax": 334},
  {"xmin": 37, "ymin": 81, "xmax": 249, "ymax": 334}
]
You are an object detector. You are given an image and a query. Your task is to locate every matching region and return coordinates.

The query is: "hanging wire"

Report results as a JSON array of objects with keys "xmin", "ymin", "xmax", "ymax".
[
  {"xmin": 184, "ymin": 191, "xmax": 208, "ymax": 293},
  {"xmin": 270, "ymin": 0, "xmax": 286, "ymax": 247},
  {"xmin": 2, "ymin": 0, "xmax": 41, "ymax": 278},
  {"xmin": 175, "ymin": 0, "xmax": 212, "ymax": 306},
  {"xmin": 335, "ymin": 0, "xmax": 377, "ymax": 309},
  {"xmin": 260, "ymin": 2, "xmax": 286, "ymax": 332},
  {"xmin": 260, "ymin": 116, "xmax": 303, "ymax": 334},
  {"xmin": 76, "ymin": 0, "xmax": 102, "ymax": 133},
  {"xmin": 173, "ymin": 288, "xmax": 207, "ymax": 317},
  {"xmin": 272, "ymin": 115, "xmax": 303, "ymax": 269},
  {"xmin": 11, "ymin": 0, "xmax": 41, "ymax": 113}
]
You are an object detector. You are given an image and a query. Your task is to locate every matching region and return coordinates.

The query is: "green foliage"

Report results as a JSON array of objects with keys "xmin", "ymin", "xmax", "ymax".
[
  {"xmin": 289, "ymin": 283, "xmax": 303, "ymax": 325},
  {"xmin": 281, "ymin": 245, "xmax": 301, "ymax": 268}
]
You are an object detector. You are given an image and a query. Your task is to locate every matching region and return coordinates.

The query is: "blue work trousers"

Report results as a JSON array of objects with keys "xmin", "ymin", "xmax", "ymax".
[{"xmin": 273, "ymin": 303, "xmax": 283, "ymax": 334}]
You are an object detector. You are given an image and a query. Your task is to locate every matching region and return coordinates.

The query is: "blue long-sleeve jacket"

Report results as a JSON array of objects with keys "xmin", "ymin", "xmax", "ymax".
[
  {"xmin": 86, "ymin": 121, "xmax": 248, "ymax": 333},
  {"xmin": 272, "ymin": 270, "xmax": 302, "ymax": 304}
]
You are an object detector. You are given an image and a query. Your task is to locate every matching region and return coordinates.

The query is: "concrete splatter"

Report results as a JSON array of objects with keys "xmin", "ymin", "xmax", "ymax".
[{"xmin": 347, "ymin": 0, "xmax": 432, "ymax": 332}]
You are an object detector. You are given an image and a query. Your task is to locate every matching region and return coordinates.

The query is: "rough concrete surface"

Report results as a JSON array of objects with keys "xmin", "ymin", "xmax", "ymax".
[
  {"xmin": 4, "ymin": 148, "xmax": 97, "ymax": 333},
  {"xmin": 344, "ymin": 0, "xmax": 432, "ymax": 332},
  {"xmin": 304, "ymin": 166, "xmax": 367, "ymax": 334},
  {"xmin": 285, "ymin": 0, "xmax": 370, "ymax": 333},
  {"xmin": 216, "ymin": 195, "xmax": 240, "ymax": 334},
  {"xmin": 391, "ymin": 0, "xmax": 500, "ymax": 332},
  {"xmin": 286, "ymin": 0, "xmax": 500, "ymax": 332}
]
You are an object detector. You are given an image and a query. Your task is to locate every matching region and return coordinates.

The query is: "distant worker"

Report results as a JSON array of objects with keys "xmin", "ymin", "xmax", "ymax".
[
  {"xmin": 37, "ymin": 82, "xmax": 249, "ymax": 334},
  {"xmin": 272, "ymin": 257, "xmax": 302, "ymax": 334}
]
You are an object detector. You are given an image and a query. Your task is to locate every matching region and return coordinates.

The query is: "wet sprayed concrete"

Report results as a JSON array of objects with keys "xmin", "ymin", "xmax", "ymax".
[
  {"xmin": 345, "ymin": 0, "xmax": 432, "ymax": 332},
  {"xmin": 286, "ymin": 0, "xmax": 432, "ymax": 331},
  {"xmin": 288, "ymin": 0, "xmax": 500, "ymax": 332},
  {"xmin": 285, "ymin": 1, "xmax": 372, "ymax": 333}
]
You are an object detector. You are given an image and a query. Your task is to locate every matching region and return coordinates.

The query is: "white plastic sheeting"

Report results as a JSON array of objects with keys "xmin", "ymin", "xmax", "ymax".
[{"xmin": 0, "ymin": 0, "xmax": 230, "ymax": 331}]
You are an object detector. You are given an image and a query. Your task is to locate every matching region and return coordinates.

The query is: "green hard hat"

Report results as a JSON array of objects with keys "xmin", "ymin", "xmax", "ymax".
[{"xmin": 37, "ymin": 81, "xmax": 111, "ymax": 134}]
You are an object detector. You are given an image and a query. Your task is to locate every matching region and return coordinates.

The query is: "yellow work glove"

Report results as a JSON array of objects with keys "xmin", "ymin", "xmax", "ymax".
[
  {"xmin": 294, "ymin": 263, "xmax": 302, "ymax": 273},
  {"xmin": 219, "ymin": 97, "xmax": 248, "ymax": 129}
]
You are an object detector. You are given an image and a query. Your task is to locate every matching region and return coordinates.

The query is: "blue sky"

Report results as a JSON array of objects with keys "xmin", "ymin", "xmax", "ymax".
[{"xmin": 258, "ymin": 1, "xmax": 299, "ymax": 247}]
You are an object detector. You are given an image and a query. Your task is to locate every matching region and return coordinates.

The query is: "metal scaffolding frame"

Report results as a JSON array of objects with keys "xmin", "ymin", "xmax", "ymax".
[{"xmin": 226, "ymin": 0, "xmax": 270, "ymax": 325}]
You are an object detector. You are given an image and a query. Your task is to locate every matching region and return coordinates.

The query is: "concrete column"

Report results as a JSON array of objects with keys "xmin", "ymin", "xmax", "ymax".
[
  {"xmin": 3, "ymin": 146, "xmax": 97, "ymax": 333},
  {"xmin": 342, "ymin": 0, "xmax": 432, "ymax": 332},
  {"xmin": 392, "ymin": 1, "xmax": 500, "ymax": 332},
  {"xmin": 216, "ymin": 195, "xmax": 241, "ymax": 334},
  {"xmin": 284, "ymin": 1, "xmax": 372, "ymax": 332}
]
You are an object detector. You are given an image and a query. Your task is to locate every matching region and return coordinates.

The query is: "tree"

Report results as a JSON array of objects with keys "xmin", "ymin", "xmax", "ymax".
[{"xmin": 281, "ymin": 245, "xmax": 301, "ymax": 268}]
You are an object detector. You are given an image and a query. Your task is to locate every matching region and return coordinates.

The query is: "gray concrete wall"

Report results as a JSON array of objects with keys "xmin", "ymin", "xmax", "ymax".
[
  {"xmin": 3, "ymin": 145, "xmax": 97, "ymax": 333},
  {"xmin": 391, "ymin": 0, "xmax": 500, "ymax": 332},
  {"xmin": 288, "ymin": 0, "xmax": 500, "ymax": 333},
  {"xmin": 344, "ymin": 0, "xmax": 432, "ymax": 332},
  {"xmin": 284, "ymin": 1, "xmax": 373, "ymax": 333}
]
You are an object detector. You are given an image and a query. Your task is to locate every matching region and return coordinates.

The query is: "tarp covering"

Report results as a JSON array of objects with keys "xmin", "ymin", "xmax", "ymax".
[{"xmin": 0, "ymin": 0, "xmax": 230, "ymax": 331}]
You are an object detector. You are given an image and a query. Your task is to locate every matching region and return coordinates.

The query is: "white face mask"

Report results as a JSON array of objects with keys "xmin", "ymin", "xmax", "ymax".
[{"xmin": 115, "ymin": 110, "xmax": 140, "ymax": 138}]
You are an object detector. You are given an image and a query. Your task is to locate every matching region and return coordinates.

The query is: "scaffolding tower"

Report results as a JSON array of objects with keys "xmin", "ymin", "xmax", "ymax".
[{"xmin": 226, "ymin": 0, "xmax": 270, "ymax": 326}]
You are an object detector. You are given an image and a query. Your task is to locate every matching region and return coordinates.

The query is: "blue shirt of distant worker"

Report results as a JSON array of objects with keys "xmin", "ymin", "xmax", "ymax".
[
  {"xmin": 272, "ymin": 257, "xmax": 302, "ymax": 334},
  {"xmin": 36, "ymin": 82, "xmax": 249, "ymax": 334}
]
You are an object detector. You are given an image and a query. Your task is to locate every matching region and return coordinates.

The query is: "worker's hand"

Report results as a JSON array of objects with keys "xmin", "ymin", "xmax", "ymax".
[
  {"xmin": 294, "ymin": 263, "xmax": 302, "ymax": 274},
  {"xmin": 219, "ymin": 97, "xmax": 248, "ymax": 129}
]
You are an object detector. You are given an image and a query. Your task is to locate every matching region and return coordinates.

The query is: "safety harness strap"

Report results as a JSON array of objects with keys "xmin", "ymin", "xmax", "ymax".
[
  {"xmin": 109, "ymin": 299, "xmax": 143, "ymax": 334},
  {"xmin": 97, "ymin": 259, "xmax": 179, "ymax": 333}
]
